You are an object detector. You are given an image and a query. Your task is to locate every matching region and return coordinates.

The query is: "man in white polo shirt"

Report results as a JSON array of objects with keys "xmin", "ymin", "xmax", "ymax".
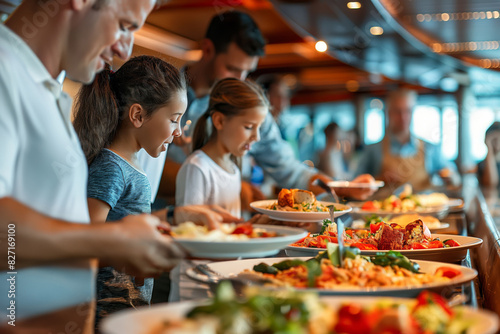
[{"xmin": 0, "ymin": 1, "xmax": 183, "ymax": 333}]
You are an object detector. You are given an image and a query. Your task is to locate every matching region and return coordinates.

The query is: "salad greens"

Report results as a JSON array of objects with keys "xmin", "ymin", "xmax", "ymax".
[
  {"xmin": 370, "ymin": 251, "xmax": 421, "ymax": 273},
  {"xmin": 186, "ymin": 281, "xmax": 323, "ymax": 334}
]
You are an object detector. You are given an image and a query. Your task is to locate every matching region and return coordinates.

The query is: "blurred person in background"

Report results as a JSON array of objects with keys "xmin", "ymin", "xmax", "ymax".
[
  {"xmin": 355, "ymin": 88, "xmax": 458, "ymax": 194},
  {"xmin": 343, "ymin": 128, "xmax": 364, "ymax": 177},
  {"xmin": 317, "ymin": 122, "xmax": 349, "ymax": 179},
  {"xmin": 257, "ymin": 73, "xmax": 291, "ymax": 138},
  {"xmin": 478, "ymin": 122, "xmax": 500, "ymax": 188}
]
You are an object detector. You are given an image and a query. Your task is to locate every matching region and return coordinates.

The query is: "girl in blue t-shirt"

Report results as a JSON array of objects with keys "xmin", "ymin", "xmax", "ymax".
[
  {"xmin": 176, "ymin": 78, "xmax": 269, "ymax": 217},
  {"xmin": 73, "ymin": 55, "xmax": 187, "ymax": 327}
]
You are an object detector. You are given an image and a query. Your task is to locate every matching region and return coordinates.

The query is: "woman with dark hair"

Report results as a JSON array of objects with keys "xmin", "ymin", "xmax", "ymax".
[{"xmin": 73, "ymin": 55, "xmax": 188, "ymax": 326}]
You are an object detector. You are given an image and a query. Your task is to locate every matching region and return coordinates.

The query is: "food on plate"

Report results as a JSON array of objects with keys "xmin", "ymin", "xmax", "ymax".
[
  {"xmin": 415, "ymin": 193, "xmax": 450, "ymax": 207},
  {"xmin": 333, "ymin": 290, "xmax": 474, "ymax": 334},
  {"xmin": 360, "ymin": 187, "xmax": 449, "ymax": 213},
  {"xmin": 247, "ymin": 248, "xmax": 460, "ymax": 289},
  {"xmin": 171, "ymin": 222, "xmax": 277, "ymax": 241},
  {"xmin": 153, "ymin": 281, "xmax": 335, "ymax": 334},
  {"xmin": 389, "ymin": 214, "xmax": 442, "ymax": 229},
  {"xmin": 290, "ymin": 219, "xmax": 460, "ymax": 250},
  {"xmin": 152, "ymin": 284, "xmax": 475, "ymax": 334},
  {"xmin": 361, "ymin": 194, "xmax": 421, "ymax": 213},
  {"xmin": 267, "ymin": 188, "xmax": 330, "ymax": 212}
]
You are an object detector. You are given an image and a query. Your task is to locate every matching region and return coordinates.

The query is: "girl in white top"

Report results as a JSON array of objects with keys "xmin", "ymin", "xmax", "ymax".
[{"xmin": 176, "ymin": 78, "xmax": 269, "ymax": 218}]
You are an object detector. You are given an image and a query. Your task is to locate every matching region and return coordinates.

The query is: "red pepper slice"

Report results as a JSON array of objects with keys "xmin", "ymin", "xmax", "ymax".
[
  {"xmin": 350, "ymin": 242, "xmax": 378, "ymax": 250},
  {"xmin": 427, "ymin": 240, "xmax": 444, "ymax": 249},
  {"xmin": 370, "ymin": 222, "xmax": 383, "ymax": 234},
  {"xmin": 443, "ymin": 239, "xmax": 461, "ymax": 247}
]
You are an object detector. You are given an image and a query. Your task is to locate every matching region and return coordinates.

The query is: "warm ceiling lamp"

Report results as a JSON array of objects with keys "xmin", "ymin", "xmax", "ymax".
[
  {"xmin": 347, "ymin": 2, "xmax": 361, "ymax": 9},
  {"xmin": 315, "ymin": 41, "xmax": 328, "ymax": 52},
  {"xmin": 370, "ymin": 26, "xmax": 384, "ymax": 35}
]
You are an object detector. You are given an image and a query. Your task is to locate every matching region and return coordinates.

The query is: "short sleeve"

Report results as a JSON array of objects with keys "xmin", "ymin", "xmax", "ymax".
[
  {"xmin": 175, "ymin": 162, "xmax": 208, "ymax": 206},
  {"xmin": 0, "ymin": 60, "xmax": 20, "ymax": 197},
  {"xmin": 87, "ymin": 160, "xmax": 125, "ymax": 209}
]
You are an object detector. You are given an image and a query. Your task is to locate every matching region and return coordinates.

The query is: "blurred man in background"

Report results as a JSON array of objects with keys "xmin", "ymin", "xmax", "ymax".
[{"xmin": 356, "ymin": 88, "xmax": 458, "ymax": 194}]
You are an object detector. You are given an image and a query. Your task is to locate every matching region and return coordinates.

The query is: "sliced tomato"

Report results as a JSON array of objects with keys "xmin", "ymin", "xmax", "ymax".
[
  {"xmin": 231, "ymin": 223, "xmax": 253, "ymax": 235},
  {"xmin": 410, "ymin": 242, "xmax": 428, "ymax": 249},
  {"xmin": 443, "ymin": 239, "xmax": 461, "ymax": 247},
  {"xmin": 370, "ymin": 222, "xmax": 383, "ymax": 234},
  {"xmin": 335, "ymin": 304, "xmax": 371, "ymax": 334},
  {"xmin": 361, "ymin": 201, "xmax": 377, "ymax": 211},
  {"xmin": 427, "ymin": 240, "xmax": 444, "ymax": 249},
  {"xmin": 415, "ymin": 291, "xmax": 454, "ymax": 316},
  {"xmin": 435, "ymin": 266, "xmax": 462, "ymax": 279},
  {"xmin": 350, "ymin": 242, "xmax": 378, "ymax": 250}
]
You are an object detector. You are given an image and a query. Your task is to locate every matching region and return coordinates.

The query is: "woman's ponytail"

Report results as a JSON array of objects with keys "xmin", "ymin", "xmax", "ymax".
[
  {"xmin": 192, "ymin": 111, "xmax": 211, "ymax": 153},
  {"xmin": 73, "ymin": 67, "xmax": 120, "ymax": 165}
]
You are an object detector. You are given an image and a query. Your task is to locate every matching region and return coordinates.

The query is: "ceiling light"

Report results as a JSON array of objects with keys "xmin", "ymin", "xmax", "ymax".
[
  {"xmin": 346, "ymin": 80, "xmax": 359, "ymax": 92},
  {"xmin": 441, "ymin": 13, "xmax": 450, "ymax": 21},
  {"xmin": 315, "ymin": 41, "xmax": 328, "ymax": 52},
  {"xmin": 369, "ymin": 26, "xmax": 384, "ymax": 36},
  {"xmin": 347, "ymin": 2, "xmax": 361, "ymax": 9}
]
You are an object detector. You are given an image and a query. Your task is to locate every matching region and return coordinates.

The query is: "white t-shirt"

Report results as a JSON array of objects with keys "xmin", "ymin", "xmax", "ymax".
[
  {"xmin": 176, "ymin": 150, "xmax": 241, "ymax": 218},
  {"xmin": 0, "ymin": 24, "xmax": 93, "ymax": 319}
]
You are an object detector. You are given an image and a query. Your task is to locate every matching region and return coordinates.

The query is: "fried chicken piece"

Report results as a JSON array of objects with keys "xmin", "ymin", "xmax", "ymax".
[{"xmin": 278, "ymin": 188, "xmax": 294, "ymax": 207}]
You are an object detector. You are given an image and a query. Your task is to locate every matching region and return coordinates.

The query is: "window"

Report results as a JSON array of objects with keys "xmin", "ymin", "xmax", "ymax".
[
  {"xmin": 441, "ymin": 107, "xmax": 458, "ymax": 160},
  {"xmin": 364, "ymin": 108, "xmax": 384, "ymax": 145},
  {"xmin": 469, "ymin": 107, "xmax": 495, "ymax": 162},
  {"xmin": 411, "ymin": 106, "xmax": 440, "ymax": 144}
]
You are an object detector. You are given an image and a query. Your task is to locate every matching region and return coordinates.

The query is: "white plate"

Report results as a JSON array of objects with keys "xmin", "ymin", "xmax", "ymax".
[
  {"xmin": 285, "ymin": 234, "xmax": 483, "ymax": 263},
  {"xmin": 430, "ymin": 222, "xmax": 451, "ymax": 231},
  {"xmin": 173, "ymin": 224, "xmax": 307, "ymax": 259},
  {"xmin": 250, "ymin": 200, "xmax": 351, "ymax": 222},
  {"xmin": 349, "ymin": 201, "xmax": 449, "ymax": 219},
  {"xmin": 101, "ymin": 296, "xmax": 499, "ymax": 334},
  {"xmin": 188, "ymin": 257, "xmax": 477, "ymax": 297},
  {"xmin": 328, "ymin": 180, "xmax": 385, "ymax": 189}
]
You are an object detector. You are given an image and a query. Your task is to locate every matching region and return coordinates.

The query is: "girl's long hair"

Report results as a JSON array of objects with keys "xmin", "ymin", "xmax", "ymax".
[
  {"xmin": 73, "ymin": 55, "xmax": 186, "ymax": 165},
  {"xmin": 192, "ymin": 78, "xmax": 269, "ymax": 154}
]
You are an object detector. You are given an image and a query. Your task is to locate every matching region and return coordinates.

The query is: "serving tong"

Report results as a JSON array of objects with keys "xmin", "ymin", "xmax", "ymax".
[
  {"xmin": 313, "ymin": 178, "xmax": 345, "ymax": 267},
  {"xmin": 187, "ymin": 260, "xmax": 273, "ymax": 297}
]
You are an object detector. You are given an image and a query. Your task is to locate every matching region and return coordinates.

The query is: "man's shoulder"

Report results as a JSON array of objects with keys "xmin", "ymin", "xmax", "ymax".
[{"xmin": 0, "ymin": 47, "xmax": 20, "ymax": 81}]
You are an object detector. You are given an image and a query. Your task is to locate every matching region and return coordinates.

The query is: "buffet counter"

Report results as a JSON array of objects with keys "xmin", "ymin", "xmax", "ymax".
[{"xmin": 468, "ymin": 181, "xmax": 500, "ymax": 319}]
